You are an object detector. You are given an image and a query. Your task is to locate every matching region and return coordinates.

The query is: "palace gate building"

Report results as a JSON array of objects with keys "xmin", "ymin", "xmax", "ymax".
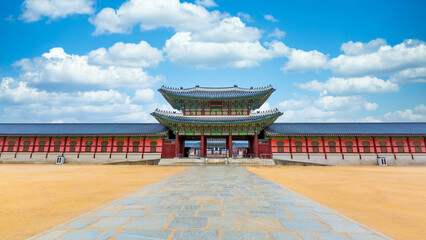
[{"xmin": 0, "ymin": 85, "xmax": 425, "ymax": 165}]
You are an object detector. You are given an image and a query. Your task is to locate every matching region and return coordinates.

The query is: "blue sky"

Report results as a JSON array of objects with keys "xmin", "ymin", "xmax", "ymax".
[{"xmin": 0, "ymin": 0, "xmax": 425, "ymax": 123}]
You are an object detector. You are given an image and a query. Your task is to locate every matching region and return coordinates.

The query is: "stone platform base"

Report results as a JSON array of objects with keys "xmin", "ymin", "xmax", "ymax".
[{"xmin": 159, "ymin": 158, "xmax": 276, "ymax": 166}]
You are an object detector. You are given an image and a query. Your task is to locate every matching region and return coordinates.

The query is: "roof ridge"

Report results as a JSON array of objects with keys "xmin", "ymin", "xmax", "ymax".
[{"xmin": 160, "ymin": 85, "xmax": 274, "ymax": 92}]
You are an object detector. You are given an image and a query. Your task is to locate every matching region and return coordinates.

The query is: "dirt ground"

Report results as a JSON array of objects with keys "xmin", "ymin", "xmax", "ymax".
[
  {"xmin": 246, "ymin": 166, "xmax": 426, "ymax": 240},
  {"xmin": 0, "ymin": 164, "xmax": 188, "ymax": 240}
]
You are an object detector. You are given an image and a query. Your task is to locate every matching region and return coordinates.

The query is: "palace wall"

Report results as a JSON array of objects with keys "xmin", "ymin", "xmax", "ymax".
[
  {"xmin": 1, "ymin": 135, "xmax": 426, "ymax": 165},
  {"xmin": 270, "ymin": 136, "xmax": 426, "ymax": 166},
  {"xmin": 0, "ymin": 136, "xmax": 164, "ymax": 164}
]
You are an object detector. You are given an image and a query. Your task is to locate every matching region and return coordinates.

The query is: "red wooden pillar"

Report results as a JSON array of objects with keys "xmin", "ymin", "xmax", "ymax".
[
  {"xmin": 30, "ymin": 137, "xmax": 36, "ymax": 158},
  {"xmin": 288, "ymin": 136, "xmax": 293, "ymax": 159},
  {"xmin": 201, "ymin": 134, "xmax": 205, "ymax": 157},
  {"xmin": 45, "ymin": 137, "xmax": 52, "ymax": 159},
  {"xmin": 372, "ymin": 136, "xmax": 378, "ymax": 158},
  {"xmin": 109, "ymin": 136, "xmax": 114, "ymax": 159},
  {"xmin": 407, "ymin": 136, "xmax": 413, "ymax": 159},
  {"xmin": 62, "ymin": 137, "xmax": 68, "ymax": 156},
  {"xmin": 304, "ymin": 136, "xmax": 310, "ymax": 160},
  {"xmin": 77, "ymin": 137, "xmax": 83, "ymax": 159},
  {"xmin": 254, "ymin": 133, "xmax": 259, "ymax": 158},
  {"xmin": 93, "ymin": 137, "xmax": 99, "ymax": 159},
  {"xmin": 228, "ymin": 135, "xmax": 233, "ymax": 157},
  {"xmin": 338, "ymin": 136, "xmax": 344, "ymax": 160},
  {"xmin": 142, "ymin": 136, "xmax": 146, "ymax": 159},
  {"xmin": 15, "ymin": 136, "xmax": 22, "ymax": 158},
  {"xmin": 355, "ymin": 136, "xmax": 361, "ymax": 159},
  {"xmin": 125, "ymin": 136, "xmax": 130, "ymax": 159},
  {"xmin": 389, "ymin": 137, "xmax": 396, "ymax": 159},
  {"xmin": 321, "ymin": 136, "xmax": 327, "ymax": 160},
  {"xmin": 175, "ymin": 134, "xmax": 180, "ymax": 158}
]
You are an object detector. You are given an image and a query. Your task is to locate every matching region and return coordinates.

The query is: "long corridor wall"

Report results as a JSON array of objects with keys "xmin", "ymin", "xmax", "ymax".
[
  {"xmin": 0, "ymin": 136, "xmax": 164, "ymax": 163},
  {"xmin": 270, "ymin": 136, "xmax": 426, "ymax": 165}
]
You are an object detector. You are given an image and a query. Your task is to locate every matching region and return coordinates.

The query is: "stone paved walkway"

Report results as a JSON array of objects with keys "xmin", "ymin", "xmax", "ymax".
[{"xmin": 30, "ymin": 166, "xmax": 391, "ymax": 240}]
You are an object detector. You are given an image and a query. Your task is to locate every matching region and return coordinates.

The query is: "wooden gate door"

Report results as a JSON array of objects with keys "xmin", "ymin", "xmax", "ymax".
[
  {"xmin": 161, "ymin": 140, "xmax": 175, "ymax": 158},
  {"xmin": 258, "ymin": 140, "xmax": 272, "ymax": 159}
]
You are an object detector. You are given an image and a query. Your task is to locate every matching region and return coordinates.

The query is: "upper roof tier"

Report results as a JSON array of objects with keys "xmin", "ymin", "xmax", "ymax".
[{"xmin": 158, "ymin": 85, "xmax": 275, "ymax": 111}]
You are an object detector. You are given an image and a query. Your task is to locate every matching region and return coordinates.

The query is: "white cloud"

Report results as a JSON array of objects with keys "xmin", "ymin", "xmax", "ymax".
[
  {"xmin": 88, "ymin": 41, "xmax": 163, "ymax": 68},
  {"xmin": 315, "ymin": 96, "xmax": 377, "ymax": 111},
  {"xmin": 133, "ymin": 89, "xmax": 155, "ymax": 103},
  {"xmin": 20, "ymin": 0, "xmax": 95, "ymax": 22},
  {"xmin": 195, "ymin": 0, "xmax": 217, "ymax": 7},
  {"xmin": 0, "ymin": 77, "xmax": 159, "ymax": 122},
  {"xmin": 15, "ymin": 47, "xmax": 162, "ymax": 89},
  {"xmin": 389, "ymin": 67, "xmax": 426, "ymax": 83},
  {"xmin": 282, "ymin": 49, "xmax": 328, "ymax": 73},
  {"xmin": 268, "ymin": 28, "xmax": 286, "ymax": 39},
  {"xmin": 329, "ymin": 39, "xmax": 426, "ymax": 76},
  {"xmin": 340, "ymin": 38, "xmax": 387, "ymax": 56},
  {"xmin": 264, "ymin": 14, "xmax": 278, "ymax": 22},
  {"xmin": 192, "ymin": 17, "xmax": 262, "ymax": 43},
  {"xmin": 164, "ymin": 33, "xmax": 289, "ymax": 68},
  {"xmin": 276, "ymin": 95, "xmax": 378, "ymax": 122},
  {"xmin": 278, "ymin": 99, "xmax": 309, "ymax": 110},
  {"xmin": 90, "ymin": 0, "xmax": 224, "ymax": 35},
  {"xmin": 297, "ymin": 76, "xmax": 399, "ymax": 95},
  {"xmin": 384, "ymin": 104, "xmax": 426, "ymax": 121}
]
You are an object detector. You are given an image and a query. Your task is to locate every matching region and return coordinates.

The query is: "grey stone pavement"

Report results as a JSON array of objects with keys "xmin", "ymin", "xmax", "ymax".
[{"xmin": 29, "ymin": 166, "xmax": 391, "ymax": 240}]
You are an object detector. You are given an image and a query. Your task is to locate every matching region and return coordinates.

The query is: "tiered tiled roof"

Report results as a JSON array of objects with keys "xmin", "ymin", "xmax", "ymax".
[
  {"xmin": 159, "ymin": 85, "xmax": 275, "ymax": 99},
  {"xmin": 151, "ymin": 109, "xmax": 282, "ymax": 124},
  {"xmin": 158, "ymin": 85, "xmax": 275, "ymax": 110},
  {"xmin": 265, "ymin": 122, "xmax": 426, "ymax": 136}
]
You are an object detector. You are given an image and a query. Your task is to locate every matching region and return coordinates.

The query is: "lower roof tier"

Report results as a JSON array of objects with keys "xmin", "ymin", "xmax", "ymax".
[
  {"xmin": 151, "ymin": 109, "xmax": 283, "ymax": 124},
  {"xmin": 0, "ymin": 122, "xmax": 424, "ymax": 136}
]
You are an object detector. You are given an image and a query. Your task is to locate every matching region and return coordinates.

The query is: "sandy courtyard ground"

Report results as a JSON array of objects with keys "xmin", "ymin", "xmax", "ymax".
[
  {"xmin": 0, "ymin": 164, "xmax": 187, "ymax": 240},
  {"xmin": 247, "ymin": 166, "xmax": 426, "ymax": 240}
]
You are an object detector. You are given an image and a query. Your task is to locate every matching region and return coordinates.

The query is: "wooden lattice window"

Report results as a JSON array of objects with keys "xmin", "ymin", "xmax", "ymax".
[
  {"xmin": 396, "ymin": 141, "xmax": 404, "ymax": 152},
  {"xmin": 38, "ymin": 141, "xmax": 46, "ymax": 152},
  {"xmin": 85, "ymin": 141, "xmax": 92, "ymax": 152},
  {"xmin": 150, "ymin": 141, "xmax": 158, "ymax": 146},
  {"xmin": 345, "ymin": 141, "xmax": 353, "ymax": 152},
  {"xmin": 117, "ymin": 141, "xmax": 124, "ymax": 152},
  {"xmin": 69, "ymin": 141, "xmax": 77, "ymax": 152},
  {"xmin": 22, "ymin": 141, "xmax": 31, "ymax": 152},
  {"xmin": 278, "ymin": 147, "xmax": 284, "ymax": 152},
  {"xmin": 132, "ymin": 141, "xmax": 140, "ymax": 152},
  {"xmin": 413, "ymin": 141, "xmax": 422, "ymax": 152},
  {"xmin": 311, "ymin": 141, "xmax": 319, "ymax": 152},
  {"xmin": 54, "ymin": 141, "xmax": 61, "ymax": 152},
  {"xmin": 362, "ymin": 141, "xmax": 370, "ymax": 153},
  {"xmin": 7, "ymin": 140, "xmax": 16, "ymax": 152},
  {"xmin": 101, "ymin": 141, "xmax": 108, "ymax": 152},
  {"xmin": 276, "ymin": 141, "xmax": 284, "ymax": 146}
]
